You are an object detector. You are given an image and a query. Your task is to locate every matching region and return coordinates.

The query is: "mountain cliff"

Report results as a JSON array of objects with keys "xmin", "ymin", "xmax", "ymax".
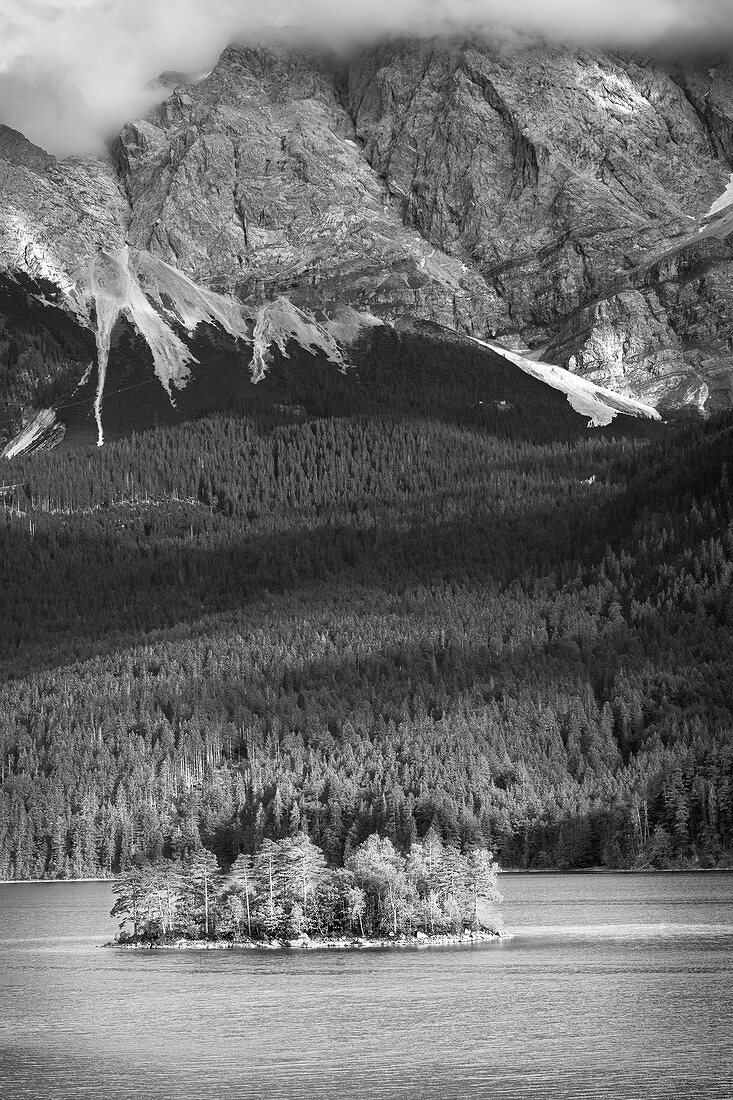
[
  {"xmin": 2, "ymin": 36, "xmax": 733, "ymax": 450},
  {"xmin": 347, "ymin": 41, "xmax": 733, "ymax": 411}
]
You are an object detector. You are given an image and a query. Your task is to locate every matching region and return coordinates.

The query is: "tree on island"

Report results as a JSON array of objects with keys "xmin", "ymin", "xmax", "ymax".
[
  {"xmin": 346, "ymin": 835, "xmax": 411, "ymax": 936},
  {"xmin": 181, "ymin": 849, "xmax": 222, "ymax": 938},
  {"xmin": 228, "ymin": 853, "xmax": 255, "ymax": 937},
  {"xmin": 407, "ymin": 827, "xmax": 450, "ymax": 933},
  {"xmin": 463, "ymin": 848, "xmax": 502, "ymax": 930},
  {"xmin": 111, "ymin": 865, "xmax": 146, "ymax": 941},
  {"xmin": 110, "ymin": 830, "xmax": 502, "ymax": 945},
  {"xmin": 111, "ymin": 859, "xmax": 183, "ymax": 940}
]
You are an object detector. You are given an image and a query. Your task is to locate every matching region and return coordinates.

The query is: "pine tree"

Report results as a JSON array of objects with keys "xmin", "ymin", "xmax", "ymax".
[
  {"xmin": 229, "ymin": 853, "xmax": 255, "ymax": 938},
  {"xmin": 181, "ymin": 849, "xmax": 222, "ymax": 938}
]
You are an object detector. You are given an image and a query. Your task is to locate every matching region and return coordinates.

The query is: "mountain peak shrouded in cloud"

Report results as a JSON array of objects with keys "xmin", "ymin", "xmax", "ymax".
[{"xmin": 0, "ymin": 0, "xmax": 732, "ymax": 155}]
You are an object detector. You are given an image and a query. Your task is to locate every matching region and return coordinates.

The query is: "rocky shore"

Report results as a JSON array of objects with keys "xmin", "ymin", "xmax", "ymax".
[{"xmin": 106, "ymin": 929, "xmax": 510, "ymax": 951}]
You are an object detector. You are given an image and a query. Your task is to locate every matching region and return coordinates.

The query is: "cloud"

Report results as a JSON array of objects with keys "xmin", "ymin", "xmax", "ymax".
[
  {"xmin": 0, "ymin": 0, "xmax": 731, "ymax": 157},
  {"xmin": 0, "ymin": 57, "xmax": 106, "ymax": 157}
]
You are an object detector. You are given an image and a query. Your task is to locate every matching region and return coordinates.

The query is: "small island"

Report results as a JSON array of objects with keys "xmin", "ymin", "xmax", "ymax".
[{"xmin": 107, "ymin": 829, "xmax": 504, "ymax": 949}]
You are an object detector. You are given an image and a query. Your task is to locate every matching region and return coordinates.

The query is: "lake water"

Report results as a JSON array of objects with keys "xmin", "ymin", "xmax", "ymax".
[{"xmin": 1, "ymin": 872, "xmax": 732, "ymax": 1099}]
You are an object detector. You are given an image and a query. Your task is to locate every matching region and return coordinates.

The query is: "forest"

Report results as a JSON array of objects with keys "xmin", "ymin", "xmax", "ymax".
[
  {"xmin": 109, "ymin": 829, "xmax": 501, "ymax": 945},
  {"xmin": 0, "ymin": 329, "xmax": 732, "ymax": 879}
]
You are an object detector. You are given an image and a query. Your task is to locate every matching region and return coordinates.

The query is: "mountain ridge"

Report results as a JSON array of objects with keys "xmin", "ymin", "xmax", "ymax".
[{"xmin": 2, "ymin": 36, "xmax": 733, "ymax": 451}]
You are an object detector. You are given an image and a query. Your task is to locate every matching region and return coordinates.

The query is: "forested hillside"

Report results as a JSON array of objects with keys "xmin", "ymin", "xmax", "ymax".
[{"xmin": 1, "ymin": 332, "xmax": 731, "ymax": 880}]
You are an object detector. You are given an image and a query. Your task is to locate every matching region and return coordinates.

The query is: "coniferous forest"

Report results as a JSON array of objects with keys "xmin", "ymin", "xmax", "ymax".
[{"xmin": 1, "ymin": 329, "xmax": 732, "ymax": 880}]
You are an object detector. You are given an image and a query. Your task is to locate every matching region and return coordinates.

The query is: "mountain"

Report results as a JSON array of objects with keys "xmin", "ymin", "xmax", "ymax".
[
  {"xmin": 3, "ymin": 37, "xmax": 733, "ymax": 876},
  {"xmin": 2, "ymin": 37, "xmax": 733, "ymax": 455}
]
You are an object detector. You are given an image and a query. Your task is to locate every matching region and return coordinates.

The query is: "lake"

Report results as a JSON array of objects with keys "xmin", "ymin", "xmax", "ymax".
[{"xmin": 1, "ymin": 872, "xmax": 732, "ymax": 1099}]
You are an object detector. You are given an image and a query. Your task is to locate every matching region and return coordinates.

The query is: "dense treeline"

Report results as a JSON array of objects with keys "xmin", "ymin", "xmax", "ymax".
[
  {"xmin": 0, "ymin": 333, "xmax": 731, "ymax": 878},
  {"xmin": 110, "ymin": 829, "xmax": 500, "ymax": 944}
]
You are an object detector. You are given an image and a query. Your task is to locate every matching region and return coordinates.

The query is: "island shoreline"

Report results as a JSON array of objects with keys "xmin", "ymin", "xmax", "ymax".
[{"xmin": 104, "ymin": 929, "xmax": 511, "ymax": 951}]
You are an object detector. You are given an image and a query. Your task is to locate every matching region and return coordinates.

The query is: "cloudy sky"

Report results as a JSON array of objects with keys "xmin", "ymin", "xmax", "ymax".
[{"xmin": 0, "ymin": 0, "xmax": 730, "ymax": 156}]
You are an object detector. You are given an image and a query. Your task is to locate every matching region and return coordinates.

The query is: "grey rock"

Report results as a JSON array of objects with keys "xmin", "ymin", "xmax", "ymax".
[
  {"xmin": 113, "ymin": 44, "xmax": 490, "ymax": 330},
  {"xmin": 347, "ymin": 39, "xmax": 733, "ymax": 411},
  {"xmin": 3, "ymin": 36, "xmax": 733, "ymax": 424}
]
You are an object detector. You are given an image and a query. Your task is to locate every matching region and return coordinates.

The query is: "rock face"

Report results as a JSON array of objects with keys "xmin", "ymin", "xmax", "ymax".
[
  {"xmin": 2, "ymin": 36, "xmax": 733, "ymax": 442},
  {"xmin": 346, "ymin": 40, "xmax": 733, "ymax": 412},
  {"xmin": 0, "ymin": 124, "xmax": 127, "ymax": 301},
  {"xmin": 113, "ymin": 45, "xmax": 490, "ymax": 329}
]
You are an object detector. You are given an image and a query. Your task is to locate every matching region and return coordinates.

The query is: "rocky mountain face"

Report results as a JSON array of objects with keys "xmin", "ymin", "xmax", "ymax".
[
  {"xmin": 113, "ymin": 45, "xmax": 490, "ymax": 333},
  {"xmin": 346, "ymin": 41, "xmax": 733, "ymax": 411},
  {"xmin": 2, "ymin": 35, "xmax": 733, "ymax": 448}
]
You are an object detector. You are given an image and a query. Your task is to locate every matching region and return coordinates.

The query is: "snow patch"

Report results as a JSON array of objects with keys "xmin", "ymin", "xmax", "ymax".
[
  {"xmin": 470, "ymin": 338, "xmax": 661, "ymax": 426},
  {"xmin": 706, "ymin": 173, "xmax": 733, "ymax": 219}
]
